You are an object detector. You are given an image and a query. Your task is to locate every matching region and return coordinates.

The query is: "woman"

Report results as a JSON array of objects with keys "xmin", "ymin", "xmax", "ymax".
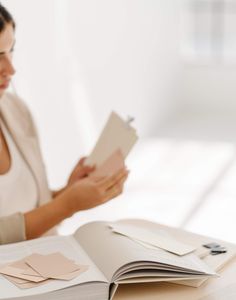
[{"xmin": 0, "ymin": 4, "xmax": 128, "ymax": 245}]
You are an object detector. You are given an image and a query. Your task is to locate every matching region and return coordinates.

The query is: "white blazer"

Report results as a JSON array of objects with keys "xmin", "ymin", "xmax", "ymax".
[{"xmin": 0, "ymin": 92, "xmax": 52, "ymax": 244}]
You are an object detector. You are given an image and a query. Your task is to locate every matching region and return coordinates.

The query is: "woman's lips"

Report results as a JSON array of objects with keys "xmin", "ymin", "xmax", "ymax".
[{"xmin": 0, "ymin": 81, "xmax": 10, "ymax": 89}]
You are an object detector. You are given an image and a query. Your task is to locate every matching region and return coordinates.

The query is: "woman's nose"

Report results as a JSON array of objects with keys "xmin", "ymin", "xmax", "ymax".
[
  {"xmin": 3, "ymin": 56, "xmax": 16, "ymax": 77},
  {"xmin": 6, "ymin": 60, "xmax": 15, "ymax": 76},
  {"xmin": 8, "ymin": 61, "xmax": 15, "ymax": 76}
]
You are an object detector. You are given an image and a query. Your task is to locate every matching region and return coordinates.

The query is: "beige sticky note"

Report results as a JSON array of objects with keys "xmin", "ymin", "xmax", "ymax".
[
  {"xmin": 9, "ymin": 278, "xmax": 51, "ymax": 289},
  {"xmin": 10, "ymin": 260, "xmax": 27, "ymax": 269},
  {"xmin": 52, "ymin": 265, "xmax": 89, "ymax": 280},
  {"xmin": 90, "ymin": 149, "xmax": 125, "ymax": 178},
  {"xmin": 110, "ymin": 223, "xmax": 196, "ymax": 256},
  {"xmin": 3, "ymin": 274, "xmax": 31, "ymax": 284},
  {"xmin": 11, "ymin": 259, "xmax": 41, "ymax": 277},
  {"xmin": 0, "ymin": 266, "xmax": 45, "ymax": 282},
  {"xmin": 25, "ymin": 253, "xmax": 80, "ymax": 278}
]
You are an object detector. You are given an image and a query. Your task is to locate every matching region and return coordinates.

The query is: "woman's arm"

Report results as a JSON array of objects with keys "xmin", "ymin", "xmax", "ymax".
[
  {"xmin": 24, "ymin": 168, "xmax": 128, "ymax": 240},
  {"xmin": 0, "ymin": 213, "xmax": 26, "ymax": 244}
]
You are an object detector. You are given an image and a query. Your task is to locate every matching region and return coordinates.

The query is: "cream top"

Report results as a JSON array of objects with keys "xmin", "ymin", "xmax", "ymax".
[{"xmin": 0, "ymin": 119, "xmax": 38, "ymax": 217}]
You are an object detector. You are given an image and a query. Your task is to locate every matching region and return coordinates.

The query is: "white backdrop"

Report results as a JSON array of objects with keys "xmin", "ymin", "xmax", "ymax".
[
  {"xmin": 3, "ymin": 1, "xmax": 236, "ymax": 241},
  {"xmin": 2, "ymin": 0, "xmax": 182, "ymax": 188}
]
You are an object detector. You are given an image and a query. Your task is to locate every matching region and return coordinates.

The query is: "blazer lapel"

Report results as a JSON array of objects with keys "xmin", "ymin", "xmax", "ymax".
[{"xmin": 0, "ymin": 94, "xmax": 50, "ymax": 205}]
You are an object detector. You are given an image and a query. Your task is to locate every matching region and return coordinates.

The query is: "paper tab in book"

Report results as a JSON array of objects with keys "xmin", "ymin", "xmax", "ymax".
[
  {"xmin": 90, "ymin": 149, "xmax": 125, "ymax": 177},
  {"xmin": 86, "ymin": 111, "xmax": 138, "ymax": 167},
  {"xmin": 110, "ymin": 223, "xmax": 196, "ymax": 256},
  {"xmin": 25, "ymin": 253, "xmax": 80, "ymax": 278}
]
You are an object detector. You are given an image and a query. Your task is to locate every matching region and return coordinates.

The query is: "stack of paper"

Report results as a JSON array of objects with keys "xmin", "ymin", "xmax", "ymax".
[{"xmin": 0, "ymin": 252, "xmax": 88, "ymax": 289}]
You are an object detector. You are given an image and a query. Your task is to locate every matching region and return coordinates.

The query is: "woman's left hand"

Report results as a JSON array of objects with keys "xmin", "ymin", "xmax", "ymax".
[{"xmin": 67, "ymin": 157, "xmax": 95, "ymax": 186}]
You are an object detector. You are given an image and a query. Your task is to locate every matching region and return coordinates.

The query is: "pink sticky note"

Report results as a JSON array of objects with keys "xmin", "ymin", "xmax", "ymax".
[
  {"xmin": 0, "ymin": 266, "xmax": 45, "ymax": 282},
  {"xmin": 90, "ymin": 149, "xmax": 125, "ymax": 178},
  {"xmin": 9, "ymin": 278, "xmax": 51, "ymax": 289},
  {"xmin": 3, "ymin": 274, "xmax": 30, "ymax": 284},
  {"xmin": 25, "ymin": 253, "xmax": 80, "ymax": 278},
  {"xmin": 52, "ymin": 265, "xmax": 89, "ymax": 280}
]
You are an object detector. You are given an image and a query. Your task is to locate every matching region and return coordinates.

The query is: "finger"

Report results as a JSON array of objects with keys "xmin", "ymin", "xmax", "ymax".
[
  {"xmin": 79, "ymin": 156, "xmax": 92, "ymax": 166},
  {"xmin": 103, "ymin": 185, "xmax": 123, "ymax": 203},
  {"xmin": 109, "ymin": 173, "xmax": 128, "ymax": 194},
  {"xmin": 83, "ymin": 165, "xmax": 95, "ymax": 173},
  {"xmin": 117, "ymin": 174, "xmax": 129, "ymax": 190},
  {"xmin": 74, "ymin": 157, "xmax": 85, "ymax": 167},
  {"xmin": 90, "ymin": 175, "xmax": 107, "ymax": 182},
  {"xmin": 71, "ymin": 160, "xmax": 84, "ymax": 175},
  {"xmin": 74, "ymin": 157, "xmax": 89, "ymax": 170},
  {"xmin": 80, "ymin": 157, "xmax": 97, "ymax": 170},
  {"xmin": 80, "ymin": 168, "xmax": 95, "ymax": 178},
  {"xmin": 91, "ymin": 167, "xmax": 128, "ymax": 183},
  {"xmin": 101, "ymin": 172, "xmax": 129, "ymax": 203},
  {"xmin": 99, "ymin": 169, "xmax": 127, "ymax": 190},
  {"xmin": 99, "ymin": 168, "xmax": 129, "ymax": 190},
  {"xmin": 74, "ymin": 162, "xmax": 95, "ymax": 176}
]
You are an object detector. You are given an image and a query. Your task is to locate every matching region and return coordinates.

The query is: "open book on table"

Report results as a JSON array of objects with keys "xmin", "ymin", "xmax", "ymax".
[{"xmin": 1, "ymin": 219, "xmax": 235, "ymax": 300}]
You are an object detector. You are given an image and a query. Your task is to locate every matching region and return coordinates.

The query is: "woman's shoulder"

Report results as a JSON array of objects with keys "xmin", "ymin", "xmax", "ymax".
[
  {"xmin": 2, "ymin": 92, "xmax": 32, "ymax": 119},
  {"xmin": 1, "ymin": 92, "xmax": 37, "ymax": 137}
]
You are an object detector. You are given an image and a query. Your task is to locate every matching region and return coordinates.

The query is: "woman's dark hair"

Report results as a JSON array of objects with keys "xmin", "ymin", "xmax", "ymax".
[{"xmin": 0, "ymin": 3, "xmax": 15, "ymax": 33}]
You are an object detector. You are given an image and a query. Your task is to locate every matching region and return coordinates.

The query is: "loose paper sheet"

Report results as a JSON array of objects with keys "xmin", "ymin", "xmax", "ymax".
[
  {"xmin": 90, "ymin": 149, "xmax": 125, "ymax": 178},
  {"xmin": 110, "ymin": 223, "xmax": 196, "ymax": 256}
]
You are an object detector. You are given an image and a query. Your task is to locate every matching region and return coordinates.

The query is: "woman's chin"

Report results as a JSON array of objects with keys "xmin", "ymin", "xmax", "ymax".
[{"xmin": 0, "ymin": 89, "xmax": 6, "ymax": 98}]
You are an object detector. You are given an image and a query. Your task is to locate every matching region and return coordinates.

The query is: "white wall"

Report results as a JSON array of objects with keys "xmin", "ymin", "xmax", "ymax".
[
  {"xmin": 179, "ymin": 66, "xmax": 236, "ymax": 116},
  {"xmin": 67, "ymin": 0, "xmax": 182, "ymax": 135},
  {"xmin": 172, "ymin": 0, "xmax": 236, "ymax": 141},
  {"xmin": 3, "ymin": 0, "xmax": 182, "ymax": 187}
]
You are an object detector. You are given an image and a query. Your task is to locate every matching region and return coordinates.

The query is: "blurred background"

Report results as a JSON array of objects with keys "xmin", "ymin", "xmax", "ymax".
[{"xmin": 4, "ymin": 0, "xmax": 236, "ymax": 242}]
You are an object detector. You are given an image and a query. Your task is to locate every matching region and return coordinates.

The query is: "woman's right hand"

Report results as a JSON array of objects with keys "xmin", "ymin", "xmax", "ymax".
[
  {"xmin": 24, "ymin": 167, "xmax": 128, "ymax": 240},
  {"xmin": 60, "ymin": 168, "xmax": 129, "ymax": 215}
]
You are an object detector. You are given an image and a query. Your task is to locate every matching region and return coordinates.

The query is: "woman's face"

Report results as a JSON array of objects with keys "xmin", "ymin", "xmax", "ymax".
[{"xmin": 0, "ymin": 23, "xmax": 15, "ymax": 98}]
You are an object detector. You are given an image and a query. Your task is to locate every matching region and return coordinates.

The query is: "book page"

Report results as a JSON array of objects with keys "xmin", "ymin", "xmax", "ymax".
[
  {"xmin": 116, "ymin": 219, "xmax": 236, "ymax": 272},
  {"xmin": 113, "ymin": 258, "xmax": 236, "ymax": 300},
  {"xmin": 0, "ymin": 235, "xmax": 107, "ymax": 299},
  {"xmin": 74, "ymin": 221, "xmax": 215, "ymax": 283}
]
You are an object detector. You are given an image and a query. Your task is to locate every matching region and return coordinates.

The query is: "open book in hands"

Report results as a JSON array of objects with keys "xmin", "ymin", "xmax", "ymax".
[{"xmin": 86, "ymin": 111, "xmax": 138, "ymax": 176}]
